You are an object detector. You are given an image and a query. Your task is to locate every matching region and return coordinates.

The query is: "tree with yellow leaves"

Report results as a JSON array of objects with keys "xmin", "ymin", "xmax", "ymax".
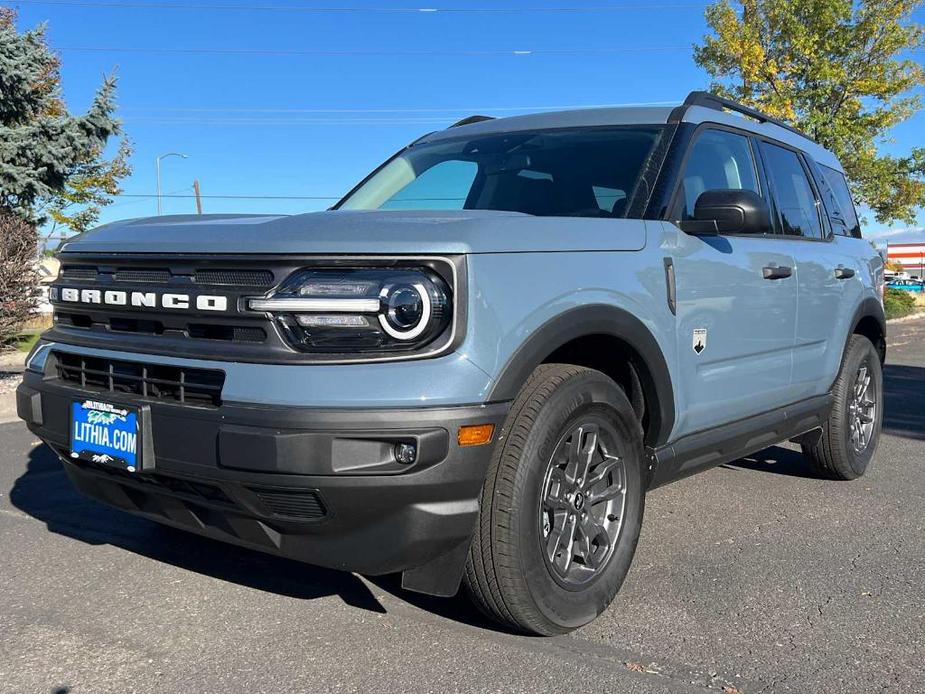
[{"xmin": 694, "ymin": 0, "xmax": 925, "ymax": 225}]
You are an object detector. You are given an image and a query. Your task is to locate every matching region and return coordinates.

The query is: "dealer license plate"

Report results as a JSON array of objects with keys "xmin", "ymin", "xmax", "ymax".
[{"xmin": 70, "ymin": 399, "xmax": 141, "ymax": 472}]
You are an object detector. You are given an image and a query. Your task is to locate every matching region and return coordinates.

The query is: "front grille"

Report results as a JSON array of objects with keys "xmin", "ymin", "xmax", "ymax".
[
  {"xmin": 194, "ymin": 269, "xmax": 275, "ymax": 287},
  {"xmin": 56, "ymin": 312, "xmax": 266, "ymax": 343},
  {"xmin": 113, "ymin": 268, "xmax": 172, "ymax": 283},
  {"xmin": 60, "ymin": 264, "xmax": 276, "ymax": 288},
  {"xmin": 187, "ymin": 324, "xmax": 266, "ymax": 342},
  {"xmin": 55, "ymin": 352, "xmax": 225, "ymax": 407},
  {"xmin": 49, "ymin": 254, "xmax": 457, "ymax": 362},
  {"xmin": 109, "ymin": 316, "xmax": 165, "ymax": 335},
  {"xmin": 60, "ymin": 266, "xmax": 98, "ymax": 280},
  {"xmin": 250, "ymin": 487, "xmax": 327, "ymax": 520}
]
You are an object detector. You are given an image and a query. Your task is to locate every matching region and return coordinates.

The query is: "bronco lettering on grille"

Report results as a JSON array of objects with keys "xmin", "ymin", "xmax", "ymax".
[{"xmin": 58, "ymin": 287, "xmax": 228, "ymax": 312}]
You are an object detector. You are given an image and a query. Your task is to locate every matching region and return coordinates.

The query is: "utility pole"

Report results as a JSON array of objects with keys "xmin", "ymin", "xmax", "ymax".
[{"xmin": 193, "ymin": 179, "xmax": 203, "ymax": 215}]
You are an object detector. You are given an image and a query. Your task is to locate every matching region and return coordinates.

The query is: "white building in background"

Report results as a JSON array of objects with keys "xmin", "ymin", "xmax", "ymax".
[{"xmin": 887, "ymin": 243, "xmax": 925, "ymax": 278}]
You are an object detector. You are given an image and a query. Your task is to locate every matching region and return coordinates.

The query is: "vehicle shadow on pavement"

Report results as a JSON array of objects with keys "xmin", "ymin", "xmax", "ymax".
[
  {"xmin": 724, "ymin": 362, "xmax": 925, "ymax": 477},
  {"xmin": 881, "ymin": 363, "xmax": 925, "ymax": 441},
  {"xmin": 7, "ymin": 442, "xmax": 515, "ymax": 633},
  {"xmin": 10, "ymin": 443, "xmax": 389, "ymax": 615},
  {"xmin": 365, "ymin": 573, "xmax": 505, "ymax": 632},
  {"xmin": 723, "ymin": 445, "xmax": 820, "ymax": 478}
]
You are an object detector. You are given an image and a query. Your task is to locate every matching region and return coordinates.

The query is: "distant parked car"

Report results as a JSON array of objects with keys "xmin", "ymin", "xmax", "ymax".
[{"xmin": 887, "ymin": 278, "xmax": 924, "ymax": 293}]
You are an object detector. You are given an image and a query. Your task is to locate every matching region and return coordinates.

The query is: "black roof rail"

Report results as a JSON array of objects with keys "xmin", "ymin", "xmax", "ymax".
[
  {"xmin": 674, "ymin": 91, "xmax": 812, "ymax": 141},
  {"xmin": 448, "ymin": 115, "xmax": 495, "ymax": 128}
]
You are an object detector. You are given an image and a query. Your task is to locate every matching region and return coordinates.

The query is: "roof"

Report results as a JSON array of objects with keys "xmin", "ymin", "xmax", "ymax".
[
  {"xmin": 419, "ymin": 94, "xmax": 842, "ymax": 172},
  {"xmin": 420, "ymin": 106, "xmax": 676, "ymax": 142}
]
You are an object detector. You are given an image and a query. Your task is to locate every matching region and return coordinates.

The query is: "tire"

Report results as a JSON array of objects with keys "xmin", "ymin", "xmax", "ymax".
[
  {"xmin": 464, "ymin": 364, "xmax": 646, "ymax": 635},
  {"xmin": 801, "ymin": 335, "xmax": 883, "ymax": 480}
]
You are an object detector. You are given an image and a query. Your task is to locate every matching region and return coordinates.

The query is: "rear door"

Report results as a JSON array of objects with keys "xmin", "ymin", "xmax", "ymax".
[
  {"xmin": 757, "ymin": 144, "xmax": 865, "ymax": 398},
  {"xmin": 670, "ymin": 127, "xmax": 798, "ymax": 436}
]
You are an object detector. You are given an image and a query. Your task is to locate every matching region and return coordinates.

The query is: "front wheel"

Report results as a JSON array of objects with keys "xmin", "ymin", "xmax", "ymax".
[
  {"xmin": 801, "ymin": 335, "xmax": 883, "ymax": 480},
  {"xmin": 464, "ymin": 364, "xmax": 645, "ymax": 635}
]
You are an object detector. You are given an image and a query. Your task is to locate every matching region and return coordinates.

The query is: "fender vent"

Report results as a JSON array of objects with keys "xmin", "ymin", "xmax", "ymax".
[{"xmin": 250, "ymin": 487, "xmax": 327, "ymax": 520}]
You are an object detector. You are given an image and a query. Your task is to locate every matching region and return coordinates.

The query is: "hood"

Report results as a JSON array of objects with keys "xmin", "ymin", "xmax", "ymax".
[{"xmin": 59, "ymin": 210, "xmax": 647, "ymax": 255}]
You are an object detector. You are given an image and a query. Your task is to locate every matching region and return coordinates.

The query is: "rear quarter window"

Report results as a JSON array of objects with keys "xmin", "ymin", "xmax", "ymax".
[{"xmin": 819, "ymin": 165, "xmax": 862, "ymax": 238}]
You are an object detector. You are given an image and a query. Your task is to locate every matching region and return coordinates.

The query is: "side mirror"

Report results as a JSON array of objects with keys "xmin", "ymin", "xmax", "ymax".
[{"xmin": 680, "ymin": 189, "xmax": 771, "ymax": 235}]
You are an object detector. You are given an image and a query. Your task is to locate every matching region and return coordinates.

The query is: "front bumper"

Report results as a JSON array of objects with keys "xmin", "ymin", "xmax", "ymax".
[{"xmin": 17, "ymin": 369, "xmax": 509, "ymax": 596}]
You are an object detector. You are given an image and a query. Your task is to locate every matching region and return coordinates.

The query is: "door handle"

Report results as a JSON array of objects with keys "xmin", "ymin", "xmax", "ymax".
[
  {"xmin": 834, "ymin": 266, "xmax": 855, "ymax": 280},
  {"xmin": 762, "ymin": 265, "xmax": 792, "ymax": 280}
]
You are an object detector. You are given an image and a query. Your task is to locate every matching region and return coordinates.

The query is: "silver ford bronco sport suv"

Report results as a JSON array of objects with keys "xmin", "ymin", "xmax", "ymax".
[{"xmin": 18, "ymin": 92, "xmax": 885, "ymax": 635}]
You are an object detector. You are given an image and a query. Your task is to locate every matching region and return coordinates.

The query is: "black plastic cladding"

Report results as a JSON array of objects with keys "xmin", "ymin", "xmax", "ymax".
[
  {"xmin": 486, "ymin": 304, "xmax": 676, "ymax": 448},
  {"xmin": 45, "ymin": 254, "xmax": 467, "ymax": 365}
]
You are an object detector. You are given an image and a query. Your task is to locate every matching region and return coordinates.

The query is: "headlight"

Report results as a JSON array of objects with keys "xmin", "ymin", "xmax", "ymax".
[{"xmin": 247, "ymin": 267, "xmax": 452, "ymax": 354}]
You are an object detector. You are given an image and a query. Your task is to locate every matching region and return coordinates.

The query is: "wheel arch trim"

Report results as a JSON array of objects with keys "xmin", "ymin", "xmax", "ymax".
[
  {"xmin": 846, "ymin": 296, "xmax": 886, "ymax": 365},
  {"xmin": 486, "ymin": 304, "xmax": 676, "ymax": 447}
]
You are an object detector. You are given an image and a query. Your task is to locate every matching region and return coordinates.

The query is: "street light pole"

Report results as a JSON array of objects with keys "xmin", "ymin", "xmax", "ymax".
[{"xmin": 155, "ymin": 152, "xmax": 189, "ymax": 215}]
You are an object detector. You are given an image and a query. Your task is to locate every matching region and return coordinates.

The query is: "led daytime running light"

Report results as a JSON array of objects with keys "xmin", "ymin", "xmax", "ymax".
[{"xmin": 378, "ymin": 283, "xmax": 431, "ymax": 341}]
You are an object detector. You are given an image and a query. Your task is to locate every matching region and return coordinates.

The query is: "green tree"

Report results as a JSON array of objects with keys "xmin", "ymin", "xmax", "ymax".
[
  {"xmin": 0, "ymin": 8, "xmax": 122, "ymax": 222},
  {"xmin": 45, "ymin": 136, "xmax": 133, "ymax": 235},
  {"xmin": 694, "ymin": 0, "xmax": 925, "ymax": 225},
  {"xmin": 0, "ymin": 7, "xmax": 122, "ymax": 347}
]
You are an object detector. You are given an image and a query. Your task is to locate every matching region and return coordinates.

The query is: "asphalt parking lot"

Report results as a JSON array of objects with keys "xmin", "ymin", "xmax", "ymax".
[{"xmin": 1, "ymin": 319, "xmax": 923, "ymax": 694}]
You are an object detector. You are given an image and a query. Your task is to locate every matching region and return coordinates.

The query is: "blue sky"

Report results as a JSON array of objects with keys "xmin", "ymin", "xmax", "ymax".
[{"xmin": 10, "ymin": 0, "xmax": 925, "ymax": 242}]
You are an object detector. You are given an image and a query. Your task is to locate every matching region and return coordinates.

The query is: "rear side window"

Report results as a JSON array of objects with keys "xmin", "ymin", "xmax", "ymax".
[
  {"xmin": 760, "ymin": 143, "xmax": 824, "ymax": 239},
  {"xmin": 819, "ymin": 166, "xmax": 861, "ymax": 238},
  {"xmin": 679, "ymin": 129, "xmax": 760, "ymax": 220}
]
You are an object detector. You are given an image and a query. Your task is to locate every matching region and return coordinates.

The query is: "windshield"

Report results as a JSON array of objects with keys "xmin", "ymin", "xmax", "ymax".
[{"xmin": 337, "ymin": 126, "xmax": 663, "ymax": 218}]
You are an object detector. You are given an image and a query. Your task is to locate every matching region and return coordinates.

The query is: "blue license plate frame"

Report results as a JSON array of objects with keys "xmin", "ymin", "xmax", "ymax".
[{"xmin": 70, "ymin": 399, "xmax": 143, "ymax": 473}]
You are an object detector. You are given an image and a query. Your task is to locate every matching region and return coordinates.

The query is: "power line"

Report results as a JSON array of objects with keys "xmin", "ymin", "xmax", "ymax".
[
  {"xmin": 119, "ymin": 101, "xmax": 682, "ymax": 125},
  {"xmin": 123, "ymin": 116, "xmax": 478, "ymax": 124},
  {"xmin": 118, "ymin": 101, "xmax": 678, "ymax": 114},
  {"xmin": 16, "ymin": 1, "xmax": 705, "ymax": 13},
  {"xmin": 56, "ymin": 45, "xmax": 689, "ymax": 57},
  {"xmin": 114, "ymin": 193, "xmax": 341, "ymax": 199},
  {"xmin": 107, "ymin": 185, "xmax": 192, "ymax": 210}
]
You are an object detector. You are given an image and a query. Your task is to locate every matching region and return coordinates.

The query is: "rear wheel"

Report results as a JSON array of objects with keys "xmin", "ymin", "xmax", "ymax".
[
  {"xmin": 801, "ymin": 335, "xmax": 883, "ymax": 480},
  {"xmin": 464, "ymin": 364, "xmax": 645, "ymax": 635}
]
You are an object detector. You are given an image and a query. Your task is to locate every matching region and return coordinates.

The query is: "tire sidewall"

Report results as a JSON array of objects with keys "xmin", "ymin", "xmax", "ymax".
[
  {"xmin": 838, "ymin": 337, "xmax": 883, "ymax": 477},
  {"xmin": 508, "ymin": 371, "xmax": 645, "ymax": 632}
]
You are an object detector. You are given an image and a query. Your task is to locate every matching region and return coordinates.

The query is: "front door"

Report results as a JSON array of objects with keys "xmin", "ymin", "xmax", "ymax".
[{"xmin": 670, "ymin": 128, "xmax": 798, "ymax": 436}]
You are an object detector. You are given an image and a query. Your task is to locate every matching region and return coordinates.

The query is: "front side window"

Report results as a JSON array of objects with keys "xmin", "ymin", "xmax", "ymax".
[
  {"xmin": 760, "ymin": 143, "xmax": 825, "ymax": 239},
  {"xmin": 338, "ymin": 127, "xmax": 663, "ymax": 218},
  {"xmin": 679, "ymin": 129, "xmax": 760, "ymax": 220}
]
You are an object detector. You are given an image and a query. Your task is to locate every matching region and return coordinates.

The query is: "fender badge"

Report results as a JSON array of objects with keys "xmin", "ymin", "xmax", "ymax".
[{"xmin": 693, "ymin": 328, "xmax": 707, "ymax": 354}]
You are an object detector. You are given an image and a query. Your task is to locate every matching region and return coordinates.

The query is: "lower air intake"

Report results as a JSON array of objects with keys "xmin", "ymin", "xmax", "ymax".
[{"xmin": 250, "ymin": 487, "xmax": 327, "ymax": 520}]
